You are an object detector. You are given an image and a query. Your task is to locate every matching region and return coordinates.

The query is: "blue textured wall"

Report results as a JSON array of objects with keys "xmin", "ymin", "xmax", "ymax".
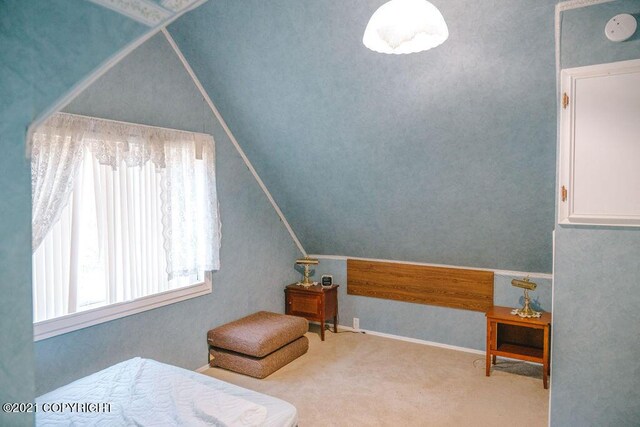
[
  {"xmin": 551, "ymin": 1, "xmax": 640, "ymax": 426},
  {"xmin": 0, "ymin": 1, "xmax": 146, "ymax": 425},
  {"xmin": 168, "ymin": 0, "xmax": 558, "ymax": 273},
  {"xmin": 313, "ymin": 259, "xmax": 551, "ymax": 350},
  {"xmin": 560, "ymin": 0, "xmax": 640, "ymax": 67},
  {"xmin": 34, "ymin": 32, "xmax": 301, "ymax": 395}
]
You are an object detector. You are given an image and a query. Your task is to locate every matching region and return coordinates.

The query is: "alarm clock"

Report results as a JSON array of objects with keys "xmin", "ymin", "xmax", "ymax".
[{"xmin": 321, "ymin": 275, "xmax": 333, "ymax": 287}]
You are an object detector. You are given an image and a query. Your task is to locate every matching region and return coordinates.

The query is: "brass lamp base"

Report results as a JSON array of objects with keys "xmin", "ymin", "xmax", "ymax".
[
  {"xmin": 296, "ymin": 257, "xmax": 319, "ymax": 287},
  {"xmin": 297, "ymin": 275, "xmax": 315, "ymax": 288},
  {"xmin": 511, "ymin": 307, "xmax": 541, "ymax": 318},
  {"xmin": 511, "ymin": 289, "xmax": 541, "ymax": 318},
  {"xmin": 297, "ymin": 281, "xmax": 316, "ymax": 288}
]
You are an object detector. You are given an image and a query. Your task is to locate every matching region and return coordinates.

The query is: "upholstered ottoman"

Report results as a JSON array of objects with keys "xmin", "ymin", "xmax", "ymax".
[{"xmin": 207, "ymin": 311, "xmax": 309, "ymax": 378}]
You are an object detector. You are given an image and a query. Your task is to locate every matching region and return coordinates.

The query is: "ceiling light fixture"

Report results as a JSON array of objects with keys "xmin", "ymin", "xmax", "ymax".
[{"xmin": 363, "ymin": 0, "xmax": 449, "ymax": 54}]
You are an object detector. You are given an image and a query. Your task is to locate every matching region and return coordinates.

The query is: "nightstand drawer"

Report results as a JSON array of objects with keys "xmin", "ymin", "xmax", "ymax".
[
  {"xmin": 285, "ymin": 283, "xmax": 339, "ymax": 341},
  {"xmin": 287, "ymin": 292, "xmax": 320, "ymax": 317}
]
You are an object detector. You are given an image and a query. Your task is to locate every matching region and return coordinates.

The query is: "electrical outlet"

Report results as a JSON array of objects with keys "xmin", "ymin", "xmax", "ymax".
[{"xmin": 353, "ymin": 317, "xmax": 360, "ymax": 330}]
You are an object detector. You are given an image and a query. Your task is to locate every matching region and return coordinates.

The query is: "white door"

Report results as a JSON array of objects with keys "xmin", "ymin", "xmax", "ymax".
[{"xmin": 559, "ymin": 59, "xmax": 640, "ymax": 227}]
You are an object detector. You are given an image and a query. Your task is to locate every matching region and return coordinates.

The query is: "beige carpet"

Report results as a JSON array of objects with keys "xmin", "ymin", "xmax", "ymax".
[{"xmin": 202, "ymin": 325, "xmax": 549, "ymax": 426}]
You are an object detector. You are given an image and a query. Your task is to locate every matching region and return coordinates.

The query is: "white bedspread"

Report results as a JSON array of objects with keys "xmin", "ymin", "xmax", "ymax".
[{"xmin": 36, "ymin": 357, "xmax": 297, "ymax": 426}]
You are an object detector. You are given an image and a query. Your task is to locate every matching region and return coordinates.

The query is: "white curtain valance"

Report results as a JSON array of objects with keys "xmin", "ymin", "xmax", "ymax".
[
  {"xmin": 32, "ymin": 112, "xmax": 212, "ymax": 170},
  {"xmin": 31, "ymin": 112, "xmax": 221, "ymax": 281}
]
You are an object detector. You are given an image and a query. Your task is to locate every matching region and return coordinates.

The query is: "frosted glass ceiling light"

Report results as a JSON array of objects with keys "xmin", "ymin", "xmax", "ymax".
[{"xmin": 363, "ymin": 0, "xmax": 449, "ymax": 54}]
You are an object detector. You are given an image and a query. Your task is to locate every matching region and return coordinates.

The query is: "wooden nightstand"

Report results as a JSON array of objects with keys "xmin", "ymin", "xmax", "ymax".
[
  {"xmin": 486, "ymin": 306, "xmax": 552, "ymax": 389},
  {"xmin": 285, "ymin": 284, "xmax": 338, "ymax": 341}
]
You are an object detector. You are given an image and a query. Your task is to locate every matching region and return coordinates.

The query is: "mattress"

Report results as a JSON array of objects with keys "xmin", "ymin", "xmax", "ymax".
[{"xmin": 35, "ymin": 357, "xmax": 297, "ymax": 427}]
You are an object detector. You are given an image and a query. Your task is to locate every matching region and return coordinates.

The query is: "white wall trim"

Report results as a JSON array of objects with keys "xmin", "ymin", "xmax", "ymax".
[
  {"xmin": 310, "ymin": 254, "xmax": 553, "ymax": 280},
  {"xmin": 549, "ymin": 230, "xmax": 556, "ymax": 423},
  {"xmin": 160, "ymin": 0, "xmax": 200, "ymax": 13},
  {"xmin": 330, "ymin": 324, "xmax": 541, "ymax": 366},
  {"xmin": 54, "ymin": 111, "xmax": 213, "ymax": 136},
  {"xmin": 89, "ymin": 0, "xmax": 203, "ymax": 25},
  {"xmin": 88, "ymin": 0, "xmax": 171, "ymax": 26},
  {"xmin": 547, "ymin": 3, "xmax": 618, "ymax": 422},
  {"xmin": 195, "ymin": 364, "xmax": 211, "ymax": 373},
  {"xmin": 555, "ymin": 0, "xmax": 615, "ymax": 74},
  {"xmin": 335, "ymin": 324, "xmax": 485, "ymax": 355},
  {"xmin": 25, "ymin": 0, "xmax": 209, "ymax": 156},
  {"xmin": 556, "ymin": 0, "xmax": 613, "ymax": 13},
  {"xmin": 162, "ymin": 28, "xmax": 307, "ymax": 256},
  {"xmin": 34, "ymin": 277, "xmax": 212, "ymax": 341}
]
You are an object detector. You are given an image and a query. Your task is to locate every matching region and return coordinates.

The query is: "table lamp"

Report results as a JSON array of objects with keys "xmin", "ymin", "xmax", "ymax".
[
  {"xmin": 295, "ymin": 257, "xmax": 319, "ymax": 287},
  {"xmin": 510, "ymin": 277, "xmax": 541, "ymax": 318}
]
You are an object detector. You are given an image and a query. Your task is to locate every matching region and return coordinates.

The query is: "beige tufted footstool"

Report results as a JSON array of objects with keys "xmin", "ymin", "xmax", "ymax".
[{"xmin": 207, "ymin": 311, "xmax": 309, "ymax": 378}]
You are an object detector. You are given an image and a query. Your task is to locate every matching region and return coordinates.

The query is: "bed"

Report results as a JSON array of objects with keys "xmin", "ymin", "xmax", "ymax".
[{"xmin": 36, "ymin": 357, "xmax": 297, "ymax": 426}]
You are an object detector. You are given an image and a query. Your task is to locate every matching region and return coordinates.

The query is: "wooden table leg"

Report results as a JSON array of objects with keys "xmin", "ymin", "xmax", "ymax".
[
  {"xmin": 321, "ymin": 319, "xmax": 325, "ymax": 341},
  {"xmin": 492, "ymin": 355, "xmax": 496, "ymax": 365},
  {"xmin": 334, "ymin": 293, "xmax": 339, "ymax": 333},
  {"xmin": 543, "ymin": 325, "xmax": 549, "ymax": 389},
  {"xmin": 486, "ymin": 319, "xmax": 491, "ymax": 376}
]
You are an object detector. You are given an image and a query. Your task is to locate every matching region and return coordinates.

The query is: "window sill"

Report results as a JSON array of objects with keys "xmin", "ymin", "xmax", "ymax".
[{"xmin": 33, "ymin": 274, "xmax": 212, "ymax": 341}]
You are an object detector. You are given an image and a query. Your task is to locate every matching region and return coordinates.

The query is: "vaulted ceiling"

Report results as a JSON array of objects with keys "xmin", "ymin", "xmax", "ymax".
[
  {"xmin": 76, "ymin": 0, "xmax": 558, "ymax": 273},
  {"xmin": 166, "ymin": 0, "xmax": 558, "ymax": 273}
]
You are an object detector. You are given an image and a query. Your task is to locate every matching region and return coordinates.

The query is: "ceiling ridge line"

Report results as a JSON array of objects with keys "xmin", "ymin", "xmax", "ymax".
[
  {"xmin": 87, "ymin": 0, "xmax": 171, "ymax": 26},
  {"xmin": 161, "ymin": 28, "xmax": 307, "ymax": 257},
  {"xmin": 25, "ymin": 0, "xmax": 209, "ymax": 157},
  {"xmin": 309, "ymin": 254, "xmax": 553, "ymax": 280}
]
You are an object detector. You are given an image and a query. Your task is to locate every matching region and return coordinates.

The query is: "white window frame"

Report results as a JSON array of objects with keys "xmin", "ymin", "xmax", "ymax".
[
  {"xmin": 30, "ymin": 114, "xmax": 221, "ymax": 341},
  {"xmin": 34, "ymin": 272, "xmax": 212, "ymax": 341}
]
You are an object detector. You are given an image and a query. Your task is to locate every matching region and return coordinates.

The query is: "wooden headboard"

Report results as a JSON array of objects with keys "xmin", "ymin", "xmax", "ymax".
[{"xmin": 347, "ymin": 259, "xmax": 494, "ymax": 312}]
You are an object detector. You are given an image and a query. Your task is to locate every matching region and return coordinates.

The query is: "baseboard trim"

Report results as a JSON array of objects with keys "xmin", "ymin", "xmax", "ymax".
[
  {"xmin": 340, "ymin": 325, "xmax": 547, "ymax": 367},
  {"xmin": 308, "ymin": 321, "xmax": 484, "ymax": 355},
  {"xmin": 342, "ymin": 325, "xmax": 485, "ymax": 355},
  {"xmin": 195, "ymin": 363, "xmax": 210, "ymax": 373}
]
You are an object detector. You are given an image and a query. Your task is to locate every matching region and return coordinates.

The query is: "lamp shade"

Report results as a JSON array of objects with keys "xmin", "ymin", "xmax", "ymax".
[{"xmin": 363, "ymin": 0, "xmax": 449, "ymax": 54}]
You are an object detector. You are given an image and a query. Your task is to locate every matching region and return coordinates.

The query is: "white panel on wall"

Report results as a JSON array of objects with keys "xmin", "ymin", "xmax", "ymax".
[{"xmin": 559, "ymin": 59, "xmax": 640, "ymax": 226}]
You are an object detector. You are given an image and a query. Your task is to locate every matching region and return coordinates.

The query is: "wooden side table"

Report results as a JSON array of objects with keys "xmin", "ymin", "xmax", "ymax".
[
  {"xmin": 285, "ymin": 284, "xmax": 338, "ymax": 341},
  {"xmin": 485, "ymin": 306, "xmax": 552, "ymax": 389}
]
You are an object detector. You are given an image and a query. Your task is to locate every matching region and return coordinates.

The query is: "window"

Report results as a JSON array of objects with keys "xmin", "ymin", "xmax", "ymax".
[{"xmin": 31, "ymin": 113, "xmax": 221, "ymax": 340}]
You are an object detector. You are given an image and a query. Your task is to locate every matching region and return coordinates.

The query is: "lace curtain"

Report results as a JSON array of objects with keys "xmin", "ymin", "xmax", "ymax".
[
  {"xmin": 31, "ymin": 112, "xmax": 221, "ymax": 283},
  {"xmin": 31, "ymin": 115, "xmax": 84, "ymax": 251},
  {"xmin": 163, "ymin": 134, "xmax": 221, "ymax": 278}
]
